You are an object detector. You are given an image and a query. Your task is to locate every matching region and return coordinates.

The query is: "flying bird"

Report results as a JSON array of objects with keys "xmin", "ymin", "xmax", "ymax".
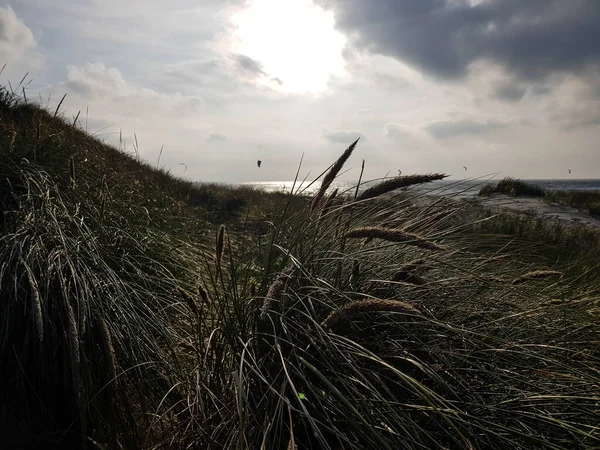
[
  {"xmin": 397, "ymin": 169, "xmax": 402, "ymax": 176},
  {"xmin": 179, "ymin": 163, "xmax": 187, "ymax": 173},
  {"xmin": 568, "ymin": 169, "xmax": 571, "ymax": 174},
  {"xmin": 463, "ymin": 166, "xmax": 467, "ymax": 171},
  {"xmin": 257, "ymin": 160, "xmax": 262, "ymax": 168}
]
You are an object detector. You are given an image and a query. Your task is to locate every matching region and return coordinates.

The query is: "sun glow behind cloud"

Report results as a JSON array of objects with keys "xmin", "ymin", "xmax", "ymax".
[{"xmin": 231, "ymin": 0, "xmax": 346, "ymax": 94}]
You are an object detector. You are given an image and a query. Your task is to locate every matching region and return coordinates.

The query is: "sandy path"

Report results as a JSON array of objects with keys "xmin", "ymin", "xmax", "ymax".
[{"xmin": 474, "ymin": 195, "xmax": 600, "ymax": 229}]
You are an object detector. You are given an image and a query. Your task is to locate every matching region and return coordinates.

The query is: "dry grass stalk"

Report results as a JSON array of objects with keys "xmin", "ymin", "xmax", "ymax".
[
  {"xmin": 66, "ymin": 301, "xmax": 82, "ymax": 407},
  {"xmin": 390, "ymin": 270, "xmax": 426, "ymax": 285},
  {"xmin": 198, "ymin": 284, "xmax": 210, "ymax": 305},
  {"xmin": 400, "ymin": 259, "xmax": 428, "ymax": 273},
  {"xmin": 356, "ymin": 173, "xmax": 448, "ymax": 201},
  {"xmin": 512, "ymin": 270, "xmax": 563, "ymax": 284},
  {"xmin": 260, "ymin": 262, "xmax": 295, "ymax": 317},
  {"xmin": 216, "ymin": 224, "xmax": 225, "ymax": 268},
  {"xmin": 321, "ymin": 299, "xmax": 420, "ymax": 330},
  {"xmin": 345, "ymin": 226, "xmax": 443, "ymax": 251},
  {"xmin": 178, "ymin": 287, "xmax": 200, "ymax": 317},
  {"xmin": 24, "ymin": 266, "xmax": 43, "ymax": 341},
  {"xmin": 311, "ymin": 138, "xmax": 359, "ymax": 212},
  {"xmin": 320, "ymin": 188, "xmax": 339, "ymax": 218},
  {"xmin": 69, "ymin": 155, "xmax": 76, "ymax": 188},
  {"xmin": 351, "ymin": 260, "xmax": 360, "ymax": 282},
  {"xmin": 97, "ymin": 317, "xmax": 117, "ymax": 382}
]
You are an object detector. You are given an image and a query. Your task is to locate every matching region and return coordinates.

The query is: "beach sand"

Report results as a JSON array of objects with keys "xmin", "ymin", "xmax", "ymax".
[{"xmin": 474, "ymin": 195, "xmax": 600, "ymax": 229}]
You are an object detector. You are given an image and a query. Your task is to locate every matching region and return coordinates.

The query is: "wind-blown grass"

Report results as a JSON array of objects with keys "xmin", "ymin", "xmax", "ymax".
[{"xmin": 1, "ymin": 84, "xmax": 599, "ymax": 449}]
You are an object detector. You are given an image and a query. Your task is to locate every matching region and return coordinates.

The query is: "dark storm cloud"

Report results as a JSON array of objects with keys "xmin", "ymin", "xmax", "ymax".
[
  {"xmin": 316, "ymin": 0, "xmax": 600, "ymax": 80},
  {"xmin": 493, "ymin": 82, "xmax": 526, "ymax": 102},
  {"xmin": 323, "ymin": 130, "xmax": 367, "ymax": 143},
  {"xmin": 425, "ymin": 119, "xmax": 508, "ymax": 139},
  {"xmin": 235, "ymin": 54, "xmax": 266, "ymax": 76}
]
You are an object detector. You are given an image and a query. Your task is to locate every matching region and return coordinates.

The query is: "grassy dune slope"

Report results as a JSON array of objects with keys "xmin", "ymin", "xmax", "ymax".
[{"xmin": 1, "ymin": 87, "xmax": 599, "ymax": 449}]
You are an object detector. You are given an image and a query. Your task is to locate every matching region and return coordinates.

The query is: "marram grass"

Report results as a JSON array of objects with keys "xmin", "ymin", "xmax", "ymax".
[
  {"xmin": 356, "ymin": 173, "xmax": 448, "ymax": 201},
  {"xmin": 321, "ymin": 298, "xmax": 421, "ymax": 331},
  {"xmin": 1, "ymin": 85, "xmax": 599, "ymax": 449},
  {"xmin": 345, "ymin": 226, "xmax": 444, "ymax": 250},
  {"xmin": 512, "ymin": 269, "xmax": 563, "ymax": 284}
]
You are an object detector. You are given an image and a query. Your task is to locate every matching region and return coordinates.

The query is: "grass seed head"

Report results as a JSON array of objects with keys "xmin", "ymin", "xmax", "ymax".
[
  {"xmin": 356, "ymin": 173, "xmax": 448, "ymax": 201},
  {"xmin": 311, "ymin": 138, "xmax": 359, "ymax": 212},
  {"xmin": 512, "ymin": 270, "xmax": 563, "ymax": 284},
  {"xmin": 345, "ymin": 226, "xmax": 443, "ymax": 251},
  {"xmin": 321, "ymin": 298, "xmax": 421, "ymax": 331}
]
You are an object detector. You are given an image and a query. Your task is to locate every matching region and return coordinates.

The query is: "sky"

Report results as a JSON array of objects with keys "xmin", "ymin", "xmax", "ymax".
[{"xmin": 1, "ymin": 0, "xmax": 599, "ymax": 182}]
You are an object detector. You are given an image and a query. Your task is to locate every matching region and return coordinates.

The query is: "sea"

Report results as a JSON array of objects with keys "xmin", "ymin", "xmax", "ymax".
[{"xmin": 243, "ymin": 179, "xmax": 600, "ymax": 200}]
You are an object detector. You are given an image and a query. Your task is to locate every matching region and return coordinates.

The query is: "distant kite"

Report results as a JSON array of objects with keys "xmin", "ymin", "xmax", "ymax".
[
  {"xmin": 257, "ymin": 160, "xmax": 262, "ymax": 168},
  {"xmin": 179, "ymin": 163, "xmax": 187, "ymax": 173},
  {"xmin": 568, "ymin": 169, "xmax": 571, "ymax": 174},
  {"xmin": 463, "ymin": 166, "xmax": 467, "ymax": 171},
  {"xmin": 397, "ymin": 169, "xmax": 402, "ymax": 176}
]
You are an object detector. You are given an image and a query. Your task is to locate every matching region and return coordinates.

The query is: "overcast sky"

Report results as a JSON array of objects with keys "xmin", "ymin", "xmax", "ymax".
[{"xmin": 2, "ymin": 0, "xmax": 599, "ymax": 182}]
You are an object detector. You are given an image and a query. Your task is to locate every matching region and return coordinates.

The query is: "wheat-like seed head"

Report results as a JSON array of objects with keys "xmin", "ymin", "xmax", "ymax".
[
  {"xmin": 69, "ymin": 155, "xmax": 76, "ymax": 188},
  {"xmin": 356, "ymin": 173, "xmax": 448, "ymax": 201},
  {"xmin": 311, "ymin": 138, "xmax": 359, "ymax": 212},
  {"xmin": 216, "ymin": 224, "xmax": 225, "ymax": 268},
  {"xmin": 345, "ymin": 226, "xmax": 443, "ymax": 251},
  {"xmin": 260, "ymin": 262, "xmax": 295, "ymax": 317},
  {"xmin": 512, "ymin": 270, "xmax": 563, "ymax": 284},
  {"xmin": 66, "ymin": 301, "xmax": 82, "ymax": 407},
  {"xmin": 97, "ymin": 316, "xmax": 117, "ymax": 382},
  {"xmin": 198, "ymin": 284, "xmax": 210, "ymax": 305},
  {"xmin": 179, "ymin": 287, "xmax": 200, "ymax": 317},
  {"xmin": 321, "ymin": 299, "xmax": 421, "ymax": 331}
]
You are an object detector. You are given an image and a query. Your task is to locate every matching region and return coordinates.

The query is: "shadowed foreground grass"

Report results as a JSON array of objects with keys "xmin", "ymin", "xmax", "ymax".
[{"xmin": 1, "ymin": 86, "xmax": 599, "ymax": 449}]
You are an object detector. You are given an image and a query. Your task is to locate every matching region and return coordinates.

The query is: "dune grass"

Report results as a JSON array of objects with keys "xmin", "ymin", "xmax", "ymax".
[
  {"xmin": 479, "ymin": 177, "xmax": 546, "ymax": 197},
  {"xmin": 545, "ymin": 190, "xmax": 600, "ymax": 218},
  {"xmin": 1, "ymin": 85, "xmax": 599, "ymax": 449}
]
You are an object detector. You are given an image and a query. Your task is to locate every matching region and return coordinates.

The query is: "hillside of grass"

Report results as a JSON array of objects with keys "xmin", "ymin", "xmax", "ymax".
[{"xmin": 1, "ymin": 86, "xmax": 599, "ymax": 449}]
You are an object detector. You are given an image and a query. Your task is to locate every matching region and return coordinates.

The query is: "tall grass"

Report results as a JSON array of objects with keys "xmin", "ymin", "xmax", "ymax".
[{"xmin": 1, "ymin": 84, "xmax": 599, "ymax": 449}]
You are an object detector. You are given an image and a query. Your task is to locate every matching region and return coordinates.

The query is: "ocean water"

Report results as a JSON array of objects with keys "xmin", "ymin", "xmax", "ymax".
[{"xmin": 244, "ymin": 179, "xmax": 600, "ymax": 200}]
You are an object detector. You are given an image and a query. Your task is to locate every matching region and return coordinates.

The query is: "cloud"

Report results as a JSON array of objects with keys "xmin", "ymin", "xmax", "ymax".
[
  {"xmin": 41, "ymin": 63, "xmax": 206, "ymax": 159},
  {"xmin": 424, "ymin": 118, "xmax": 509, "ymax": 139},
  {"xmin": 316, "ymin": 0, "xmax": 600, "ymax": 81},
  {"xmin": 207, "ymin": 132, "xmax": 227, "ymax": 142},
  {"xmin": 373, "ymin": 72, "xmax": 410, "ymax": 91},
  {"xmin": 55, "ymin": 63, "xmax": 203, "ymax": 113},
  {"xmin": 383, "ymin": 122, "xmax": 413, "ymax": 139},
  {"xmin": 235, "ymin": 54, "xmax": 266, "ymax": 76},
  {"xmin": 0, "ymin": 5, "xmax": 37, "ymax": 62},
  {"xmin": 493, "ymin": 82, "xmax": 527, "ymax": 102},
  {"xmin": 323, "ymin": 130, "xmax": 367, "ymax": 143}
]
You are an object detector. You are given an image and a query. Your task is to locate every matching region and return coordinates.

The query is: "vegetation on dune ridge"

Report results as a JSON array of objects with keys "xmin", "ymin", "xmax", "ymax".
[
  {"xmin": 1, "ymin": 85, "xmax": 599, "ymax": 449},
  {"xmin": 480, "ymin": 177, "xmax": 600, "ymax": 218},
  {"xmin": 479, "ymin": 177, "xmax": 546, "ymax": 197}
]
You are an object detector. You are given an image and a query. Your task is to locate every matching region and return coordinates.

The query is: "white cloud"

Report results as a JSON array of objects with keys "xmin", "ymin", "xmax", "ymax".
[
  {"xmin": 0, "ymin": 6, "xmax": 35, "ymax": 59},
  {"xmin": 0, "ymin": 5, "xmax": 43, "ymax": 78}
]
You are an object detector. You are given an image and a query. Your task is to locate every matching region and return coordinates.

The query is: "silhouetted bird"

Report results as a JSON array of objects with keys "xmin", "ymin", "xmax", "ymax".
[
  {"xmin": 463, "ymin": 166, "xmax": 467, "ymax": 171},
  {"xmin": 257, "ymin": 160, "xmax": 262, "ymax": 168},
  {"xmin": 568, "ymin": 169, "xmax": 571, "ymax": 174},
  {"xmin": 397, "ymin": 169, "xmax": 402, "ymax": 176}
]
